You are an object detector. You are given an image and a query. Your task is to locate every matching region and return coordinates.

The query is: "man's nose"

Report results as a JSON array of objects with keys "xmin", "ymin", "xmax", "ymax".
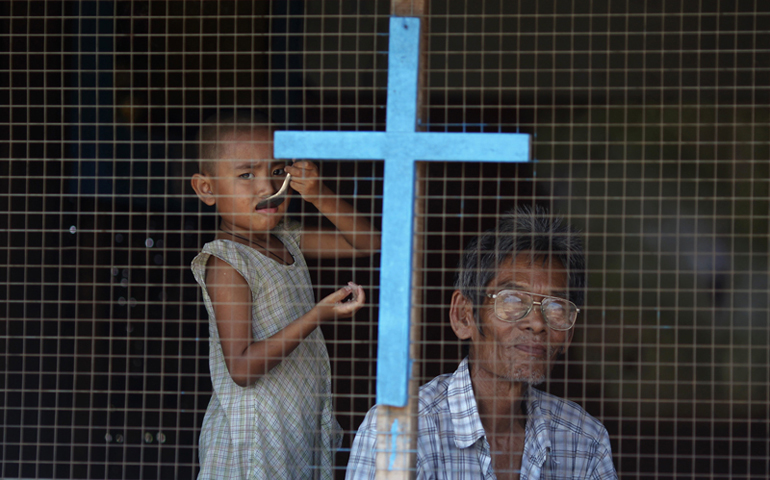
[{"xmin": 519, "ymin": 304, "xmax": 548, "ymax": 334}]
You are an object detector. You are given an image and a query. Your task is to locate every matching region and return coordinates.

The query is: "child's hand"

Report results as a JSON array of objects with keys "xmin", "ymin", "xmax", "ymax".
[
  {"xmin": 285, "ymin": 160, "xmax": 327, "ymax": 206},
  {"xmin": 315, "ymin": 282, "xmax": 366, "ymax": 322}
]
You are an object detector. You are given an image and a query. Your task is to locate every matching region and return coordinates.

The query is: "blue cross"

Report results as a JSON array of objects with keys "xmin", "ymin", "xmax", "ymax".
[{"xmin": 274, "ymin": 17, "xmax": 530, "ymax": 407}]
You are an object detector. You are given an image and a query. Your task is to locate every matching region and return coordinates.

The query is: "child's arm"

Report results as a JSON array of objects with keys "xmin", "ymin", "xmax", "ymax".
[
  {"xmin": 286, "ymin": 161, "xmax": 381, "ymax": 259},
  {"xmin": 205, "ymin": 255, "xmax": 365, "ymax": 387}
]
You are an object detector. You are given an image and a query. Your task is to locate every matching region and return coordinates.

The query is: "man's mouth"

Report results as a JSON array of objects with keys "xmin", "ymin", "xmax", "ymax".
[{"xmin": 513, "ymin": 343, "xmax": 549, "ymax": 356}]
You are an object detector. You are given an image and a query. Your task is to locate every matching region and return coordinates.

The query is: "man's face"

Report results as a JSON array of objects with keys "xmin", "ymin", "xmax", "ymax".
[{"xmin": 467, "ymin": 253, "xmax": 573, "ymax": 385}]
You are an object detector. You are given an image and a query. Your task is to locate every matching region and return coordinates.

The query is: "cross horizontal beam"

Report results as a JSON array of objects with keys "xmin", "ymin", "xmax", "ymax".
[{"xmin": 275, "ymin": 131, "xmax": 530, "ymax": 162}]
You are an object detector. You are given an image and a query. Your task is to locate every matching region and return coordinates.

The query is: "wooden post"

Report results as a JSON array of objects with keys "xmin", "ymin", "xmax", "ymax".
[{"xmin": 374, "ymin": 2, "xmax": 428, "ymax": 478}]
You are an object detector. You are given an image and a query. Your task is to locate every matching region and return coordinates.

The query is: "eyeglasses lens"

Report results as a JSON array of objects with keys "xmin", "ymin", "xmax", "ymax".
[
  {"xmin": 541, "ymin": 298, "xmax": 572, "ymax": 329},
  {"xmin": 496, "ymin": 291, "xmax": 530, "ymax": 320}
]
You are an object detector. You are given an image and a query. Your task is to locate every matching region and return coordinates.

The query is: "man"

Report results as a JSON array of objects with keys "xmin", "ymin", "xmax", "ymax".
[{"xmin": 347, "ymin": 206, "xmax": 618, "ymax": 479}]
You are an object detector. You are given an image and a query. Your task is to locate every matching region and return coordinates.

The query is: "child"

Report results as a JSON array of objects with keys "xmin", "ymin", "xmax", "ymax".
[{"xmin": 190, "ymin": 112, "xmax": 380, "ymax": 479}]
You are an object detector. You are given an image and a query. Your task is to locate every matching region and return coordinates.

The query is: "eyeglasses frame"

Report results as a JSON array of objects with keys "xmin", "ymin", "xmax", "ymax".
[{"xmin": 485, "ymin": 289, "xmax": 580, "ymax": 331}]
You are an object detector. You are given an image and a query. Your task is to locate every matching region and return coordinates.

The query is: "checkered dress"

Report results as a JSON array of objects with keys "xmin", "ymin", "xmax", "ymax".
[{"xmin": 192, "ymin": 220, "xmax": 342, "ymax": 480}]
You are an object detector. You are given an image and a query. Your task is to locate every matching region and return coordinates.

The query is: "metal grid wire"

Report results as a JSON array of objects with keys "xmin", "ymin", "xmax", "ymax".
[{"xmin": 2, "ymin": 1, "xmax": 768, "ymax": 478}]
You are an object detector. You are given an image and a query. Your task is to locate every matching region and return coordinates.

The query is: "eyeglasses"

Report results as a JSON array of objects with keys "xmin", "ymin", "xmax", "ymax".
[{"xmin": 485, "ymin": 290, "xmax": 579, "ymax": 331}]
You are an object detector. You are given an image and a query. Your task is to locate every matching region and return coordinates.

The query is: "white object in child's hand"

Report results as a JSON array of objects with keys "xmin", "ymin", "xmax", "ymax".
[
  {"xmin": 255, "ymin": 159, "xmax": 295, "ymax": 210},
  {"xmin": 254, "ymin": 173, "xmax": 292, "ymax": 210},
  {"xmin": 346, "ymin": 282, "xmax": 361, "ymax": 302},
  {"xmin": 330, "ymin": 282, "xmax": 365, "ymax": 316}
]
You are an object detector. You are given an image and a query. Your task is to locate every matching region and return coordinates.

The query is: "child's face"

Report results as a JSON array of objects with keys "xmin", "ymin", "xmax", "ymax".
[{"xmin": 201, "ymin": 130, "xmax": 290, "ymax": 234}]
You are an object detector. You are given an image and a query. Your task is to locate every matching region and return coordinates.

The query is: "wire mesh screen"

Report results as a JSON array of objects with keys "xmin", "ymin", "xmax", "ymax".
[{"xmin": 2, "ymin": 1, "xmax": 768, "ymax": 479}]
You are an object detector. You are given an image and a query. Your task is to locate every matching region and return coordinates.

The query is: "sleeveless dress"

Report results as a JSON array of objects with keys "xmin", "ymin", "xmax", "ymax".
[{"xmin": 191, "ymin": 220, "xmax": 342, "ymax": 480}]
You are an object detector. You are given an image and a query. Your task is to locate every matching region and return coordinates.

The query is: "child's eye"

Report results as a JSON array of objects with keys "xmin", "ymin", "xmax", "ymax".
[
  {"xmin": 239, "ymin": 172, "xmax": 254, "ymax": 179},
  {"xmin": 272, "ymin": 167, "xmax": 286, "ymax": 176}
]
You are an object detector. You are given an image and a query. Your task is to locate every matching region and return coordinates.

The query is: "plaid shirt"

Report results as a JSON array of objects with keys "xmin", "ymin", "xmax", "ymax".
[{"xmin": 347, "ymin": 358, "xmax": 617, "ymax": 479}]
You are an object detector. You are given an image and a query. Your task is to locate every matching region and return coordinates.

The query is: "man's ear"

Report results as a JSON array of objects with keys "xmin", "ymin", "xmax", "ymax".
[
  {"xmin": 191, "ymin": 173, "xmax": 217, "ymax": 206},
  {"xmin": 449, "ymin": 290, "xmax": 476, "ymax": 340}
]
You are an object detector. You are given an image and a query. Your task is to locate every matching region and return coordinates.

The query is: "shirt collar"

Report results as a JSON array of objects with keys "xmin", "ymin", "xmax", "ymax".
[
  {"xmin": 447, "ymin": 357, "xmax": 487, "ymax": 449},
  {"xmin": 447, "ymin": 360, "xmax": 555, "ymax": 458}
]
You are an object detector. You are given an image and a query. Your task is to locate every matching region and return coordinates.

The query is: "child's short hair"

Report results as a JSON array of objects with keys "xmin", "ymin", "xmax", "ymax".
[{"xmin": 196, "ymin": 110, "xmax": 272, "ymax": 175}]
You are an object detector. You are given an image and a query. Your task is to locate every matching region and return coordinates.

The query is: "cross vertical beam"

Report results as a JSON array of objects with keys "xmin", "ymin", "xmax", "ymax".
[{"xmin": 377, "ymin": 16, "xmax": 420, "ymax": 411}]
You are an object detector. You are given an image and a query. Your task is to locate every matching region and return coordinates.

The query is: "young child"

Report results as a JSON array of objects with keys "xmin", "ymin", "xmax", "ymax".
[{"xmin": 190, "ymin": 112, "xmax": 380, "ymax": 479}]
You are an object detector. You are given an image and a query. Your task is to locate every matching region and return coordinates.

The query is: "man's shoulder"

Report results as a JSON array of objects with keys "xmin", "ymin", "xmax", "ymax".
[
  {"xmin": 529, "ymin": 388, "xmax": 610, "ymax": 442},
  {"xmin": 417, "ymin": 370, "xmax": 454, "ymax": 414},
  {"xmin": 417, "ymin": 358, "xmax": 475, "ymax": 410},
  {"xmin": 351, "ymin": 370, "xmax": 457, "ymax": 437}
]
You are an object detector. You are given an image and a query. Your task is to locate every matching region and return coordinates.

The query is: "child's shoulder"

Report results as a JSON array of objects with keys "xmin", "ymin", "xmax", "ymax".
[
  {"xmin": 193, "ymin": 239, "xmax": 253, "ymax": 273},
  {"xmin": 200, "ymin": 238, "xmax": 241, "ymax": 255}
]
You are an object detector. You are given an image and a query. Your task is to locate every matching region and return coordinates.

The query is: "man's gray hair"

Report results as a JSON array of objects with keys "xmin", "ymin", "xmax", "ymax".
[{"xmin": 454, "ymin": 205, "xmax": 586, "ymax": 316}]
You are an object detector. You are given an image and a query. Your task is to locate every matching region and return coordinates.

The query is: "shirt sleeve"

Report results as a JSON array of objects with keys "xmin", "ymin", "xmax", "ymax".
[
  {"xmin": 346, "ymin": 406, "xmax": 380, "ymax": 480},
  {"xmin": 590, "ymin": 427, "xmax": 619, "ymax": 480}
]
